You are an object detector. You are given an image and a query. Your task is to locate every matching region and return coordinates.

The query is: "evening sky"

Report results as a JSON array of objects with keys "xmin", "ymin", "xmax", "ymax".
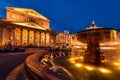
[{"xmin": 0, "ymin": 0, "xmax": 120, "ymax": 33}]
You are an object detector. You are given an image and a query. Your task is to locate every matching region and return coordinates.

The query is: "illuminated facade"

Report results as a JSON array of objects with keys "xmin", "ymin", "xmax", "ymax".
[
  {"xmin": 56, "ymin": 30, "xmax": 74, "ymax": 47},
  {"xmin": 0, "ymin": 6, "xmax": 56, "ymax": 47}
]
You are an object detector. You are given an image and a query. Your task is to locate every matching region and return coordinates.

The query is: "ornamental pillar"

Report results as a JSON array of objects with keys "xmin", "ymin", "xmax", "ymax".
[
  {"xmin": 44, "ymin": 33, "xmax": 46, "ymax": 47},
  {"xmin": 27, "ymin": 30, "xmax": 30, "ymax": 46},
  {"xmin": 2, "ymin": 27, "xmax": 7, "ymax": 46},
  {"xmin": 20, "ymin": 29, "xmax": 23, "ymax": 46},
  {"xmin": 33, "ymin": 31, "xmax": 36, "ymax": 46},
  {"xmin": 39, "ymin": 32, "xmax": 41, "ymax": 47},
  {"xmin": 11, "ymin": 28, "xmax": 15, "ymax": 46}
]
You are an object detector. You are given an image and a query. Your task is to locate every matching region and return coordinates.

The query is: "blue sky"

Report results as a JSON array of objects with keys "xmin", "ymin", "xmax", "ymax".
[{"xmin": 0, "ymin": 0, "xmax": 120, "ymax": 33}]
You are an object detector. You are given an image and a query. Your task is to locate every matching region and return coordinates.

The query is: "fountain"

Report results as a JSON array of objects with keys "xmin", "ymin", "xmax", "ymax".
[
  {"xmin": 38, "ymin": 21, "xmax": 120, "ymax": 80},
  {"xmin": 52, "ymin": 21, "xmax": 120, "ymax": 80},
  {"xmin": 75, "ymin": 21, "xmax": 119, "ymax": 65},
  {"xmin": 22, "ymin": 21, "xmax": 120, "ymax": 80}
]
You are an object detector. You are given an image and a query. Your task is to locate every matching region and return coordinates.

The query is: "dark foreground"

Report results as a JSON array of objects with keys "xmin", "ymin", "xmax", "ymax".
[{"xmin": 0, "ymin": 48, "xmax": 42, "ymax": 80}]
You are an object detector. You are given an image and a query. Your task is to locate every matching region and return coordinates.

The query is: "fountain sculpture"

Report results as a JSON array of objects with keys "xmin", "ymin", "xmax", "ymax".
[{"xmin": 76, "ymin": 21, "xmax": 118, "ymax": 65}]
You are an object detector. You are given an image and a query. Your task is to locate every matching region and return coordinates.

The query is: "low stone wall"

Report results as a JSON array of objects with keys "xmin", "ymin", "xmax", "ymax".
[
  {"xmin": 25, "ymin": 53, "xmax": 63, "ymax": 80},
  {"xmin": 25, "ymin": 51, "xmax": 72, "ymax": 80}
]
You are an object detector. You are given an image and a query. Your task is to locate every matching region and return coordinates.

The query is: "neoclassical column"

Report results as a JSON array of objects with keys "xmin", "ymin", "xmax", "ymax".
[
  {"xmin": 33, "ymin": 31, "xmax": 36, "ymax": 46},
  {"xmin": 27, "ymin": 30, "xmax": 30, "ymax": 46},
  {"xmin": 47, "ymin": 33, "xmax": 50, "ymax": 46},
  {"xmin": 45, "ymin": 33, "xmax": 49, "ymax": 47},
  {"xmin": 44, "ymin": 32, "xmax": 46, "ymax": 47},
  {"xmin": 49, "ymin": 34, "xmax": 52, "ymax": 47},
  {"xmin": 20, "ymin": 29, "xmax": 23, "ymax": 46},
  {"xmin": 11, "ymin": 28, "xmax": 15, "ymax": 46},
  {"xmin": 39, "ymin": 32, "xmax": 41, "ymax": 47},
  {"xmin": 2, "ymin": 27, "xmax": 7, "ymax": 46},
  {"xmin": 49, "ymin": 33, "xmax": 50, "ymax": 46}
]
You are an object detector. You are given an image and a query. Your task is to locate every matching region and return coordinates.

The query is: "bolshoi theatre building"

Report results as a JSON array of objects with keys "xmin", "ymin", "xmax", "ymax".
[{"xmin": 0, "ymin": 6, "xmax": 56, "ymax": 47}]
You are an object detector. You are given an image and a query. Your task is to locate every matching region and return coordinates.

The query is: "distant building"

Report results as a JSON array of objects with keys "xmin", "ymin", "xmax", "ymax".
[
  {"xmin": 0, "ymin": 6, "xmax": 56, "ymax": 47},
  {"xmin": 64, "ymin": 30, "xmax": 69, "ymax": 34},
  {"xmin": 56, "ymin": 30, "xmax": 74, "ymax": 48}
]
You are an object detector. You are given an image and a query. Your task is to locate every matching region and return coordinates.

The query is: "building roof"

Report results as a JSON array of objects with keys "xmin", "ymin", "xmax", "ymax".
[{"xmin": 6, "ymin": 6, "xmax": 48, "ymax": 20}]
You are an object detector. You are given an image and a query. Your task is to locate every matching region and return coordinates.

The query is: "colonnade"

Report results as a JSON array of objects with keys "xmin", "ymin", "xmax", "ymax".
[{"xmin": 2, "ymin": 27, "xmax": 50, "ymax": 47}]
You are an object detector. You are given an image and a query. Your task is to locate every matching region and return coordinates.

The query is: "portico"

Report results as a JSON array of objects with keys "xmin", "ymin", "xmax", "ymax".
[{"xmin": 0, "ymin": 24, "xmax": 51, "ymax": 47}]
